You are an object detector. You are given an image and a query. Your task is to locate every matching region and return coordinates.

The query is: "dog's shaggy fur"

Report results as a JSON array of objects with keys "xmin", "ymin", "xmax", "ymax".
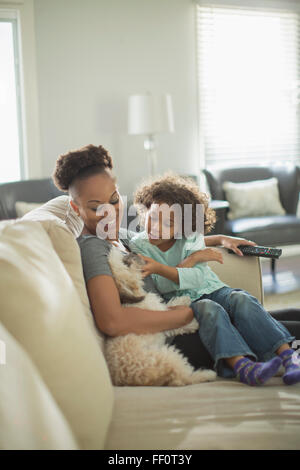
[{"xmin": 105, "ymin": 246, "xmax": 217, "ymax": 386}]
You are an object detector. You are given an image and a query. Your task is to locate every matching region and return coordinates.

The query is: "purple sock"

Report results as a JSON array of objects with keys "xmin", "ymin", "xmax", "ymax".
[
  {"xmin": 233, "ymin": 356, "xmax": 282, "ymax": 386},
  {"xmin": 279, "ymin": 348, "xmax": 300, "ymax": 386}
]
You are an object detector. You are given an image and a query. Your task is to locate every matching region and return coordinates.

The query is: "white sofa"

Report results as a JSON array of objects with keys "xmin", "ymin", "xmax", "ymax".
[{"xmin": 0, "ymin": 196, "xmax": 299, "ymax": 450}]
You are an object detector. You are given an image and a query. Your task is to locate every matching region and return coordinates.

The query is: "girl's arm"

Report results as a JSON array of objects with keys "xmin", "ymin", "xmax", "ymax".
[
  {"xmin": 137, "ymin": 254, "xmax": 208, "ymax": 293},
  {"xmin": 205, "ymin": 234, "xmax": 256, "ymax": 256},
  {"xmin": 176, "ymin": 247, "xmax": 223, "ymax": 267},
  {"xmin": 178, "ymin": 235, "xmax": 256, "ymax": 267},
  {"xmin": 86, "ymin": 274, "xmax": 193, "ymax": 337},
  {"xmin": 138, "ymin": 249, "xmax": 223, "ymax": 277},
  {"xmin": 204, "ymin": 235, "xmax": 223, "ymax": 246},
  {"xmin": 138, "ymin": 255, "xmax": 179, "ymax": 283}
]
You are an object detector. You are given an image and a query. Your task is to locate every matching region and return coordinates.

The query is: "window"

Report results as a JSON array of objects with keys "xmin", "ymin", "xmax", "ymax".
[
  {"xmin": 0, "ymin": 10, "xmax": 24, "ymax": 183},
  {"xmin": 196, "ymin": 2, "xmax": 300, "ymax": 167}
]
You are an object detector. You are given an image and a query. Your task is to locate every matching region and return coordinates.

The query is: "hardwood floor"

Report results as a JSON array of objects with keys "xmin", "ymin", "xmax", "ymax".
[
  {"xmin": 261, "ymin": 254, "xmax": 300, "ymax": 311},
  {"xmin": 261, "ymin": 255, "xmax": 300, "ymax": 295}
]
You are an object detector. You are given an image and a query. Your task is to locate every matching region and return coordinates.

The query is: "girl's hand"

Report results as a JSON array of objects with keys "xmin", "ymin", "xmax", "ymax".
[
  {"xmin": 177, "ymin": 248, "xmax": 223, "ymax": 267},
  {"xmin": 219, "ymin": 235, "xmax": 256, "ymax": 256},
  {"xmin": 137, "ymin": 254, "xmax": 162, "ymax": 278}
]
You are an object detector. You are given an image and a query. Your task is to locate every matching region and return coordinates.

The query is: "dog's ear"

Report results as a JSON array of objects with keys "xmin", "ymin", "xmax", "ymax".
[
  {"xmin": 108, "ymin": 246, "xmax": 146, "ymax": 303},
  {"xmin": 123, "ymin": 252, "xmax": 145, "ymax": 268},
  {"xmin": 120, "ymin": 293, "xmax": 145, "ymax": 304}
]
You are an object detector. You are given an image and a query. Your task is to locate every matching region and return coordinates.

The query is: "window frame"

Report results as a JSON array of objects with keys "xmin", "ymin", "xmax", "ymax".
[
  {"xmin": 0, "ymin": 9, "xmax": 25, "ymax": 181},
  {"xmin": 0, "ymin": 2, "xmax": 42, "ymax": 181}
]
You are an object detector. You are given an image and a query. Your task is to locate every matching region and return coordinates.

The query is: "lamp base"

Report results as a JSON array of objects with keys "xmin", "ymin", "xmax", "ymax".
[
  {"xmin": 144, "ymin": 135, "xmax": 157, "ymax": 177},
  {"xmin": 147, "ymin": 149, "xmax": 157, "ymax": 177}
]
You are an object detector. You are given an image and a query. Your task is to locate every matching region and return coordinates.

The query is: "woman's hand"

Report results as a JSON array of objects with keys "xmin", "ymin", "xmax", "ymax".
[
  {"xmin": 177, "ymin": 248, "xmax": 223, "ymax": 268},
  {"xmin": 137, "ymin": 254, "xmax": 163, "ymax": 278},
  {"xmin": 219, "ymin": 235, "xmax": 256, "ymax": 256},
  {"xmin": 168, "ymin": 305, "xmax": 194, "ymax": 324}
]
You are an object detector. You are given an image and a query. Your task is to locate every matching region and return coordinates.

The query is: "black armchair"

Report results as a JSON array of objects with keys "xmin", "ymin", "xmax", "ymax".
[
  {"xmin": 203, "ymin": 163, "xmax": 300, "ymax": 247},
  {"xmin": 203, "ymin": 164, "xmax": 300, "ymax": 278}
]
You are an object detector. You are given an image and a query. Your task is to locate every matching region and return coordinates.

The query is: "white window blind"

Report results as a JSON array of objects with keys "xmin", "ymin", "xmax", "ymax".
[{"xmin": 196, "ymin": 2, "xmax": 300, "ymax": 167}]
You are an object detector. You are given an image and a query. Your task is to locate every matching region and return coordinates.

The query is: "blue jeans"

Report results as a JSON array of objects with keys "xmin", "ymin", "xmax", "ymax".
[{"xmin": 191, "ymin": 287, "xmax": 295, "ymax": 378}]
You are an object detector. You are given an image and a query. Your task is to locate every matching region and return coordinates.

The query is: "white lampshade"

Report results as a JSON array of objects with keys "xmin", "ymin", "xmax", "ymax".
[{"xmin": 128, "ymin": 93, "xmax": 174, "ymax": 135}]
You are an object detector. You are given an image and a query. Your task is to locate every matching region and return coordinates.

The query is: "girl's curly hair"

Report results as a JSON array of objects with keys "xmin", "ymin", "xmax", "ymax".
[
  {"xmin": 133, "ymin": 172, "xmax": 216, "ymax": 235},
  {"xmin": 52, "ymin": 144, "xmax": 113, "ymax": 192}
]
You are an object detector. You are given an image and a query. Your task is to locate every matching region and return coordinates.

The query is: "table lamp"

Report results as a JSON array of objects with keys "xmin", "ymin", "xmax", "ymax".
[{"xmin": 128, "ymin": 93, "xmax": 174, "ymax": 176}]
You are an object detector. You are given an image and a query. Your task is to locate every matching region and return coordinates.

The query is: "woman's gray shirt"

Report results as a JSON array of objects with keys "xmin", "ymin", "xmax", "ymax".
[{"xmin": 76, "ymin": 227, "xmax": 161, "ymax": 295}]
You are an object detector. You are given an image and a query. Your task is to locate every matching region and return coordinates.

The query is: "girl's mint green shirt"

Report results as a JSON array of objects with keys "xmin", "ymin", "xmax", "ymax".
[{"xmin": 128, "ymin": 230, "xmax": 227, "ymax": 302}]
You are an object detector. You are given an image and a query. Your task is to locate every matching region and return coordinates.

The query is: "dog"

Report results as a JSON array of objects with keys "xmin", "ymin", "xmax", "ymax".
[{"xmin": 104, "ymin": 246, "xmax": 217, "ymax": 386}]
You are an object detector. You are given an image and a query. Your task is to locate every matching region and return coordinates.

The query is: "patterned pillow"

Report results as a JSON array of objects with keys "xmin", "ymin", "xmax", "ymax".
[{"xmin": 223, "ymin": 177, "xmax": 286, "ymax": 220}]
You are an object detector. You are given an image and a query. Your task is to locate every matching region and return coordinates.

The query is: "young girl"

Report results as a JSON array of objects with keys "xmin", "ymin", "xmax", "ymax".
[{"xmin": 128, "ymin": 172, "xmax": 299, "ymax": 387}]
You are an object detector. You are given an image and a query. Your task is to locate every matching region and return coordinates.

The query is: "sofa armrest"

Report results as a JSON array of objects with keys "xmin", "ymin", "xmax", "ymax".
[
  {"xmin": 207, "ymin": 247, "xmax": 264, "ymax": 305},
  {"xmin": 0, "ymin": 178, "xmax": 64, "ymax": 220}
]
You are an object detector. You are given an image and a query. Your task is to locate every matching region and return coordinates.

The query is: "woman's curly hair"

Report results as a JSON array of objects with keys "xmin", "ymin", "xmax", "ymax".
[
  {"xmin": 133, "ymin": 172, "xmax": 216, "ymax": 235},
  {"xmin": 52, "ymin": 144, "xmax": 113, "ymax": 192}
]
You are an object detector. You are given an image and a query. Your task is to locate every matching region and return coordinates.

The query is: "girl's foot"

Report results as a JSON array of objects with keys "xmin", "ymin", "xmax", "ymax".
[
  {"xmin": 234, "ymin": 356, "xmax": 282, "ymax": 386},
  {"xmin": 279, "ymin": 348, "xmax": 300, "ymax": 385}
]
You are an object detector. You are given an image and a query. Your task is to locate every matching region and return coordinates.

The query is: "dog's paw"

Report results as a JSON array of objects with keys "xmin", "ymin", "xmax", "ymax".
[
  {"xmin": 166, "ymin": 296, "xmax": 192, "ymax": 307},
  {"xmin": 165, "ymin": 318, "xmax": 199, "ymax": 338},
  {"xmin": 182, "ymin": 318, "xmax": 199, "ymax": 334},
  {"xmin": 191, "ymin": 369, "xmax": 217, "ymax": 384}
]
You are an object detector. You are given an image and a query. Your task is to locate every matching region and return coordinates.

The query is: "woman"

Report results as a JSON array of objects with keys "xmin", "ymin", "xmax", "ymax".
[{"xmin": 52, "ymin": 144, "xmax": 300, "ymax": 378}]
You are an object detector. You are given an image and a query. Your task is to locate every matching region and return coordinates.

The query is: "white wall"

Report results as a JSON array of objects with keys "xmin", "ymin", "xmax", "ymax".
[{"xmin": 34, "ymin": 0, "xmax": 199, "ymax": 196}]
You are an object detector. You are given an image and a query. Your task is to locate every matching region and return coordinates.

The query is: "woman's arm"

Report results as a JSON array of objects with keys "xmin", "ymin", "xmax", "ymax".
[{"xmin": 86, "ymin": 274, "xmax": 193, "ymax": 337}]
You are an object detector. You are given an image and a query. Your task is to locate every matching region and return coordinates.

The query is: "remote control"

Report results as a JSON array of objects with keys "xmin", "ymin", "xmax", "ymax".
[{"xmin": 228, "ymin": 245, "xmax": 282, "ymax": 259}]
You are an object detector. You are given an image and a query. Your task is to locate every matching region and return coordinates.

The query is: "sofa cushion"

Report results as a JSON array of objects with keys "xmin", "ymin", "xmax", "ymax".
[
  {"xmin": 223, "ymin": 178, "xmax": 286, "ymax": 220},
  {"xmin": 0, "ymin": 321, "xmax": 78, "ymax": 450},
  {"xmin": 106, "ymin": 379, "xmax": 300, "ymax": 450},
  {"xmin": 0, "ymin": 219, "xmax": 113, "ymax": 449},
  {"xmin": 22, "ymin": 197, "xmax": 107, "ymax": 351},
  {"xmin": 25, "ymin": 217, "xmax": 106, "ymax": 352}
]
